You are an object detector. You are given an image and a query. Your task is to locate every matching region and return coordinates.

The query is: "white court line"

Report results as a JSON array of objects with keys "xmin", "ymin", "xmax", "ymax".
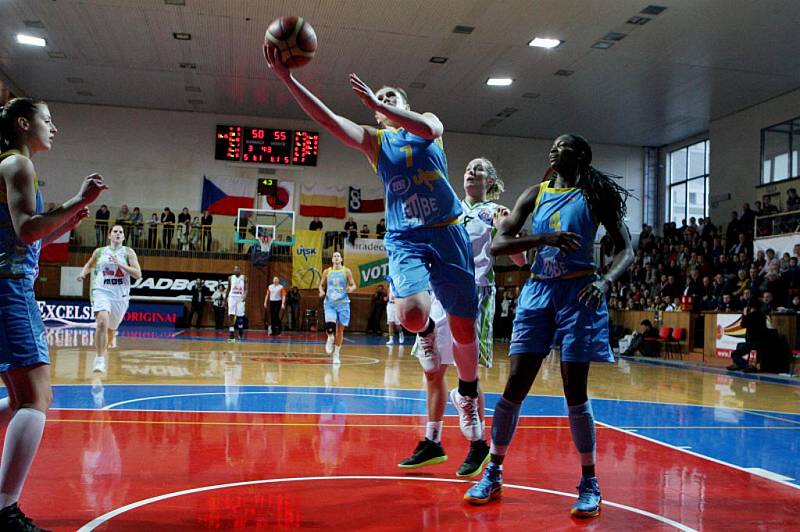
[
  {"xmin": 76, "ymin": 475, "xmax": 696, "ymax": 532},
  {"xmin": 600, "ymin": 422, "xmax": 800, "ymax": 491}
]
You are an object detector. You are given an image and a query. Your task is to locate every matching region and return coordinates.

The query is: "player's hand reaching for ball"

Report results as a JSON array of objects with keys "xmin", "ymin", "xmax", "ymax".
[
  {"xmin": 539, "ymin": 231, "xmax": 582, "ymax": 253},
  {"xmin": 349, "ymin": 74, "xmax": 380, "ymax": 111},
  {"xmin": 264, "ymin": 44, "xmax": 292, "ymax": 82},
  {"xmin": 77, "ymin": 174, "xmax": 108, "ymax": 206}
]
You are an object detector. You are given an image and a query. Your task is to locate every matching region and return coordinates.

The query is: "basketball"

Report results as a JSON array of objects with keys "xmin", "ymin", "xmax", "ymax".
[{"xmin": 265, "ymin": 16, "xmax": 317, "ymax": 68}]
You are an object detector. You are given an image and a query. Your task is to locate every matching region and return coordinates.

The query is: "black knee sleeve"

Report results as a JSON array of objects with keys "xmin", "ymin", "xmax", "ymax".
[{"xmin": 325, "ymin": 321, "xmax": 336, "ymax": 334}]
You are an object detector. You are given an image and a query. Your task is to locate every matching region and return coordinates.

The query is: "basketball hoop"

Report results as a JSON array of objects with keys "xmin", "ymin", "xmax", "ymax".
[{"xmin": 251, "ymin": 233, "xmax": 273, "ymax": 266}]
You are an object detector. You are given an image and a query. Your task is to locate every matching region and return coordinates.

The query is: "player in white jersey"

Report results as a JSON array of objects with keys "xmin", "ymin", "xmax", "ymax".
[
  {"xmin": 402, "ymin": 158, "xmax": 525, "ymax": 476},
  {"xmin": 78, "ymin": 225, "xmax": 142, "ymax": 373},
  {"xmin": 227, "ymin": 265, "xmax": 247, "ymax": 342}
]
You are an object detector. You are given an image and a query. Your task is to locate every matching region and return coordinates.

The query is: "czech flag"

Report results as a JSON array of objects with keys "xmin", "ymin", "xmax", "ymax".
[
  {"xmin": 40, "ymin": 232, "xmax": 69, "ymax": 263},
  {"xmin": 201, "ymin": 176, "xmax": 256, "ymax": 215}
]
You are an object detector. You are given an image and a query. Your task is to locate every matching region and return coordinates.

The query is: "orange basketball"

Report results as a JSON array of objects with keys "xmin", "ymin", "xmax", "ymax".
[{"xmin": 265, "ymin": 16, "xmax": 317, "ymax": 68}]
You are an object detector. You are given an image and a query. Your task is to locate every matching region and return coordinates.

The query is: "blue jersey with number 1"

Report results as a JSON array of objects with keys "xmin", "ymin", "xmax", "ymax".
[{"xmin": 374, "ymin": 128, "xmax": 462, "ymax": 232}]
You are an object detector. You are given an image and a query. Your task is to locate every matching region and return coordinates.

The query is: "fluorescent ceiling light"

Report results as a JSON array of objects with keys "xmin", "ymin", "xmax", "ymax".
[
  {"xmin": 486, "ymin": 78, "xmax": 513, "ymax": 86},
  {"xmin": 528, "ymin": 37, "xmax": 561, "ymax": 49},
  {"xmin": 17, "ymin": 34, "xmax": 46, "ymax": 47}
]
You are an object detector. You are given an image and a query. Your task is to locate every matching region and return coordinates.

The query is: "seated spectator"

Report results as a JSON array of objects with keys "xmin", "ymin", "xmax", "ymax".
[
  {"xmin": 727, "ymin": 299, "xmax": 768, "ymax": 371},
  {"xmin": 761, "ymin": 291, "xmax": 776, "ymax": 314},
  {"xmin": 621, "ymin": 320, "xmax": 660, "ymax": 357},
  {"xmin": 309, "ymin": 216, "xmax": 323, "ymax": 231},
  {"xmin": 718, "ymin": 293, "xmax": 740, "ymax": 312},
  {"xmin": 376, "ymin": 218, "xmax": 387, "ymax": 239},
  {"xmin": 786, "ymin": 188, "xmax": 799, "ymax": 212},
  {"xmin": 784, "ymin": 295, "xmax": 800, "ymax": 313},
  {"xmin": 663, "ymin": 295, "xmax": 678, "ymax": 312},
  {"xmin": 360, "ymin": 224, "xmax": 370, "ymax": 238}
]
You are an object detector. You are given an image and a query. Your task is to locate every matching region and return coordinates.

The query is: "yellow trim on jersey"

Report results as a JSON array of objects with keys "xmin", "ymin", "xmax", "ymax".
[
  {"xmin": 531, "ymin": 182, "xmax": 548, "ymax": 217},
  {"xmin": 372, "ymin": 129, "xmax": 385, "ymax": 173},
  {"xmin": 428, "ymin": 216, "xmax": 459, "ymax": 228},
  {"xmin": 544, "ymin": 181, "xmax": 578, "ymax": 193}
]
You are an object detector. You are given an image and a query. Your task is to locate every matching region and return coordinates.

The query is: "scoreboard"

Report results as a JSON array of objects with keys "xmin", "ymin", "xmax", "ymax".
[{"xmin": 215, "ymin": 125, "xmax": 319, "ymax": 166}]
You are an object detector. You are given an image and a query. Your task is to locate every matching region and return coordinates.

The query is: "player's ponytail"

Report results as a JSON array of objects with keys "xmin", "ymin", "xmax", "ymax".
[
  {"xmin": 569, "ymin": 134, "xmax": 631, "ymax": 226},
  {"xmin": 478, "ymin": 157, "xmax": 505, "ymax": 201},
  {"xmin": 0, "ymin": 97, "xmax": 43, "ymax": 150}
]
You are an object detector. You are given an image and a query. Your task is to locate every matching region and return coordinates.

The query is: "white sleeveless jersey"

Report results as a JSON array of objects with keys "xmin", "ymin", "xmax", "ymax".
[
  {"xmin": 228, "ymin": 274, "xmax": 246, "ymax": 298},
  {"xmin": 92, "ymin": 246, "xmax": 131, "ymax": 298},
  {"xmin": 460, "ymin": 200, "xmax": 499, "ymax": 286}
]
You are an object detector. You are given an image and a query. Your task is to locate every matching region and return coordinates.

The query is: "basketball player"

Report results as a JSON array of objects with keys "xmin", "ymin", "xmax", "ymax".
[
  {"xmin": 385, "ymin": 285, "xmax": 404, "ymax": 345},
  {"xmin": 227, "ymin": 265, "xmax": 247, "ymax": 342},
  {"xmin": 465, "ymin": 135, "xmax": 634, "ymax": 519},
  {"xmin": 0, "ymin": 98, "xmax": 107, "ymax": 530},
  {"xmin": 78, "ymin": 224, "xmax": 142, "ymax": 373},
  {"xmin": 401, "ymin": 158, "xmax": 525, "ymax": 477},
  {"xmin": 319, "ymin": 252, "xmax": 355, "ymax": 364},
  {"xmin": 265, "ymin": 49, "xmax": 482, "ymax": 436}
]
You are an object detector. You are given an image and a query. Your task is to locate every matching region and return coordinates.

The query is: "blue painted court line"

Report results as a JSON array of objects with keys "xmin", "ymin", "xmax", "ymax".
[
  {"xmin": 618, "ymin": 355, "xmax": 800, "ymax": 387},
  {"xmin": 28, "ymin": 384, "xmax": 799, "ymax": 486}
]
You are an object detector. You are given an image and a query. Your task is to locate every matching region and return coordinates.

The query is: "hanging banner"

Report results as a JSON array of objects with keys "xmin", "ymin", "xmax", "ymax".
[
  {"xmin": 344, "ymin": 238, "xmax": 389, "ymax": 288},
  {"xmin": 292, "ymin": 230, "xmax": 324, "ymax": 288}
]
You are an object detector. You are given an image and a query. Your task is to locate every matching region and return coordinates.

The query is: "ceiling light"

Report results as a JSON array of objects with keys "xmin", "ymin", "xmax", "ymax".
[
  {"xmin": 429, "ymin": 56, "xmax": 448, "ymax": 64},
  {"xmin": 486, "ymin": 78, "xmax": 513, "ymax": 86},
  {"xmin": 627, "ymin": 16, "xmax": 651, "ymax": 25},
  {"xmin": 164, "ymin": 0, "xmax": 186, "ymax": 5},
  {"xmin": 641, "ymin": 5, "xmax": 667, "ymax": 15},
  {"xmin": 603, "ymin": 32, "xmax": 627, "ymax": 41},
  {"xmin": 554, "ymin": 69, "xmax": 574, "ymax": 77},
  {"xmin": 528, "ymin": 37, "xmax": 562, "ymax": 49},
  {"xmin": 452, "ymin": 25, "xmax": 474, "ymax": 34},
  {"xmin": 16, "ymin": 34, "xmax": 46, "ymax": 47},
  {"xmin": 592, "ymin": 41, "xmax": 614, "ymax": 49},
  {"xmin": 173, "ymin": 32, "xmax": 191, "ymax": 40}
]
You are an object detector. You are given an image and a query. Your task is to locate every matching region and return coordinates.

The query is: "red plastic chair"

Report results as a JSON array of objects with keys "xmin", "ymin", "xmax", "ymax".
[
  {"xmin": 669, "ymin": 327, "xmax": 686, "ymax": 359},
  {"xmin": 657, "ymin": 327, "xmax": 673, "ymax": 358}
]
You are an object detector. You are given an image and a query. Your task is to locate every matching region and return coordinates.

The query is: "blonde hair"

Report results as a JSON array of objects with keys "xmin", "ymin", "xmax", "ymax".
[{"xmin": 478, "ymin": 157, "xmax": 505, "ymax": 201}]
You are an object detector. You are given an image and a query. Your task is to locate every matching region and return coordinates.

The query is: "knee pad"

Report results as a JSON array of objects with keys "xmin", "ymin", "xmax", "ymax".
[
  {"xmin": 567, "ymin": 401, "xmax": 596, "ymax": 454},
  {"xmin": 325, "ymin": 321, "xmax": 336, "ymax": 334}
]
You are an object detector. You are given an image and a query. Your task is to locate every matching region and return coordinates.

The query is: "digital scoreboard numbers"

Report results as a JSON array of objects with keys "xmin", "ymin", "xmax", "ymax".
[
  {"xmin": 215, "ymin": 125, "xmax": 242, "ymax": 161},
  {"xmin": 215, "ymin": 125, "xmax": 319, "ymax": 166},
  {"xmin": 292, "ymin": 130, "xmax": 320, "ymax": 166}
]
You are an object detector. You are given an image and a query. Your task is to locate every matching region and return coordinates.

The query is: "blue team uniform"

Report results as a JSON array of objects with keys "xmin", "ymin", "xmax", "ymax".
[
  {"xmin": 323, "ymin": 267, "xmax": 351, "ymax": 326},
  {"xmin": 0, "ymin": 151, "xmax": 49, "ymax": 373},
  {"xmin": 509, "ymin": 180, "xmax": 613, "ymax": 362},
  {"xmin": 374, "ymin": 128, "xmax": 477, "ymax": 319}
]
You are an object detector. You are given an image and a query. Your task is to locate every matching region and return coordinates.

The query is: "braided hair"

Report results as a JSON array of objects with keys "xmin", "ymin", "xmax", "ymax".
[
  {"xmin": 567, "ymin": 134, "xmax": 631, "ymax": 226},
  {"xmin": 0, "ymin": 98, "xmax": 44, "ymax": 150}
]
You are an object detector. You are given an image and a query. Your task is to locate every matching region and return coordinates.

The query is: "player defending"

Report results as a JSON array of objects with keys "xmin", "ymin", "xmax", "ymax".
[
  {"xmin": 78, "ymin": 224, "xmax": 142, "ymax": 373},
  {"xmin": 319, "ymin": 252, "xmax": 356, "ymax": 364},
  {"xmin": 0, "ymin": 98, "xmax": 107, "ymax": 530},
  {"xmin": 401, "ymin": 158, "xmax": 525, "ymax": 477},
  {"xmin": 227, "ymin": 265, "xmax": 247, "ymax": 342},
  {"xmin": 265, "ymin": 48, "xmax": 482, "ymax": 436},
  {"xmin": 464, "ymin": 134, "xmax": 634, "ymax": 518}
]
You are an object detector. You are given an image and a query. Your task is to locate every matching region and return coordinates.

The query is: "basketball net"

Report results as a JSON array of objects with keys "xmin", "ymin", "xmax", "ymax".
[{"xmin": 251, "ymin": 234, "xmax": 273, "ymax": 266}]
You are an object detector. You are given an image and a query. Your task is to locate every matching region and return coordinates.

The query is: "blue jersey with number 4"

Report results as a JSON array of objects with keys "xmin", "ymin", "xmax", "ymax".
[{"xmin": 374, "ymin": 128, "xmax": 462, "ymax": 232}]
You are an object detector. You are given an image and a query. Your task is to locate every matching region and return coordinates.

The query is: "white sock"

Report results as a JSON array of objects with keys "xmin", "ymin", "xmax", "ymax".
[
  {"xmin": 426, "ymin": 421, "xmax": 443, "ymax": 443},
  {"xmin": 0, "ymin": 408, "xmax": 46, "ymax": 508},
  {"xmin": 480, "ymin": 420, "xmax": 486, "ymax": 439},
  {"xmin": 0, "ymin": 399, "xmax": 13, "ymax": 430},
  {"xmin": 452, "ymin": 338, "xmax": 479, "ymax": 382}
]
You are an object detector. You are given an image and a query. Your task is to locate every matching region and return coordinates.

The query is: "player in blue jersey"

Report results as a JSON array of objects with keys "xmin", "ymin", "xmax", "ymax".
[
  {"xmin": 265, "ymin": 47, "xmax": 482, "ymax": 434},
  {"xmin": 319, "ymin": 252, "xmax": 356, "ymax": 364},
  {"xmin": 464, "ymin": 134, "xmax": 634, "ymax": 518},
  {"xmin": 0, "ymin": 98, "xmax": 107, "ymax": 531}
]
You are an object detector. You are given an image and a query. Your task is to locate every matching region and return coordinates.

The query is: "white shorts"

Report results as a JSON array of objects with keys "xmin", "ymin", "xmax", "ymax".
[
  {"xmin": 386, "ymin": 301, "xmax": 399, "ymax": 324},
  {"xmin": 92, "ymin": 293, "xmax": 129, "ymax": 330},
  {"xmin": 227, "ymin": 296, "xmax": 246, "ymax": 317}
]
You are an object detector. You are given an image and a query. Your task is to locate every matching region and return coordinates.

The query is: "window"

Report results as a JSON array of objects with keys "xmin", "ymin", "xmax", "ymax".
[
  {"xmin": 761, "ymin": 116, "xmax": 800, "ymax": 183},
  {"xmin": 667, "ymin": 140, "xmax": 709, "ymax": 224}
]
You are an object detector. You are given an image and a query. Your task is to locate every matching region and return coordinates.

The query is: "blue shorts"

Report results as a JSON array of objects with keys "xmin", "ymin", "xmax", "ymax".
[
  {"xmin": 0, "ymin": 277, "xmax": 50, "ymax": 373},
  {"xmin": 324, "ymin": 300, "xmax": 350, "ymax": 326},
  {"xmin": 509, "ymin": 275, "xmax": 613, "ymax": 363},
  {"xmin": 385, "ymin": 224, "xmax": 478, "ymax": 319}
]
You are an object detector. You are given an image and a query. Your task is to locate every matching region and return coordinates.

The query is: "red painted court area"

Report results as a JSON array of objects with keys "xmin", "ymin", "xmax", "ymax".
[{"xmin": 22, "ymin": 411, "xmax": 800, "ymax": 531}]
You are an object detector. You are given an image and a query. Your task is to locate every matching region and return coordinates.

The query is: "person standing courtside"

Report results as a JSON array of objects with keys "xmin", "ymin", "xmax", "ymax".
[
  {"xmin": 187, "ymin": 278, "xmax": 209, "ymax": 328},
  {"xmin": 264, "ymin": 277, "xmax": 286, "ymax": 336}
]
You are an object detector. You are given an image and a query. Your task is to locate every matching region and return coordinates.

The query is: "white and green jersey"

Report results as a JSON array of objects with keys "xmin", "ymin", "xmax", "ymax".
[
  {"xmin": 92, "ymin": 245, "xmax": 131, "ymax": 299},
  {"xmin": 460, "ymin": 199, "xmax": 500, "ymax": 286}
]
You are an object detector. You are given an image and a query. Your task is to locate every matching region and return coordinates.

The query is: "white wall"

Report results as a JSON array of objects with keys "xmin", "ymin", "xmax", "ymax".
[
  {"xmin": 708, "ymin": 87, "xmax": 800, "ymax": 221},
  {"xmin": 36, "ymin": 102, "xmax": 643, "ymax": 233}
]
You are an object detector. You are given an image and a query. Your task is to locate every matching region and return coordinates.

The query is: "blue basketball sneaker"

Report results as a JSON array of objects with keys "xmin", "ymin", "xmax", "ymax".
[
  {"xmin": 464, "ymin": 462, "xmax": 502, "ymax": 504},
  {"xmin": 571, "ymin": 476, "xmax": 602, "ymax": 518}
]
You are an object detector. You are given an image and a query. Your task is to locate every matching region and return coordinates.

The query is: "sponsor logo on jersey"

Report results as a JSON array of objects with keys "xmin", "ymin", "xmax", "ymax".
[
  {"xmin": 478, "ymin": 208, "xmax": 494, "ymax": 226},
  {"xmin": 389, "ymin": 175, "xmax": 411, "ymax": 195},
  {"xmin": 412, "ymin": 169, "xmax": 442, "ymax": 191},
  {"xmin": 401, "ymin": 193, "xmax": 439, "ymax": 226}
]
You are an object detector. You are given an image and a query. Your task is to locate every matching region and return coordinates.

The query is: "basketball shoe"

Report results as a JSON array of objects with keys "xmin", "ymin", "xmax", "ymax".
[
  {"xmin": 92, "ymin": 355, "xmax": 106, "ymax": 373},
  {"xmin": 571, "ymin": 476, "xmax": 602, "ymax": 518},
  {"xmin": 325, "ymin": 335, "xmax": 335, "ymax": 354},
  {"xmin": 417, "ymin": 331, "xmax": 440, "ymax": 373},
  {"xmin": 457, "ymin": 439, "xmax": 490, "ymax": 478},
  {"xmin": 0, "ymin": 503, "xmax": 51, "ymax": 532},
  {"xmin": 398, "ymin": 439, "xmax": 447, "ymax": 468},
  {"xmin": 464, "ymin": 462, "xmax": 502, "ymax": 504},
  {"xmin": 450, "ymin": 389, "xmax": 481, "ymax": 441}
]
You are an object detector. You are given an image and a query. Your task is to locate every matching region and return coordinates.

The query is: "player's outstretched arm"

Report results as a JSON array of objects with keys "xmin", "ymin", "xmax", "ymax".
[
  {"xmin": 349, "ymin": 74, "xmax": 443, "ymax": 139},
  {"xmin": 1, "ymin": 156, "xmax": 107, "ymax": 245},
  {"xmin": 264, "ymin": 45, "xmax": 377, "ymax": 161},
  {"xmin": 77, "ymin": 249, "xmax": 100, "ymax": 282}
]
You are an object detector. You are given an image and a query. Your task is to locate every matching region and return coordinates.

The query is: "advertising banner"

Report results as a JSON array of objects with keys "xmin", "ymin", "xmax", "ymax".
[
  {"xmin": 131, "ymin": 271, "xmax": 231, "ymax": 301},
  {"xmin": 292, "ymin": 230, "xmax": 324, "ymax": 288},
  {"xmin": 38, "ymin": 299, "xmax": 184, "ymax": 328},
  {"xmin": 344, "ymin": 238, "xmax": 389, "ymax": 288}
]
